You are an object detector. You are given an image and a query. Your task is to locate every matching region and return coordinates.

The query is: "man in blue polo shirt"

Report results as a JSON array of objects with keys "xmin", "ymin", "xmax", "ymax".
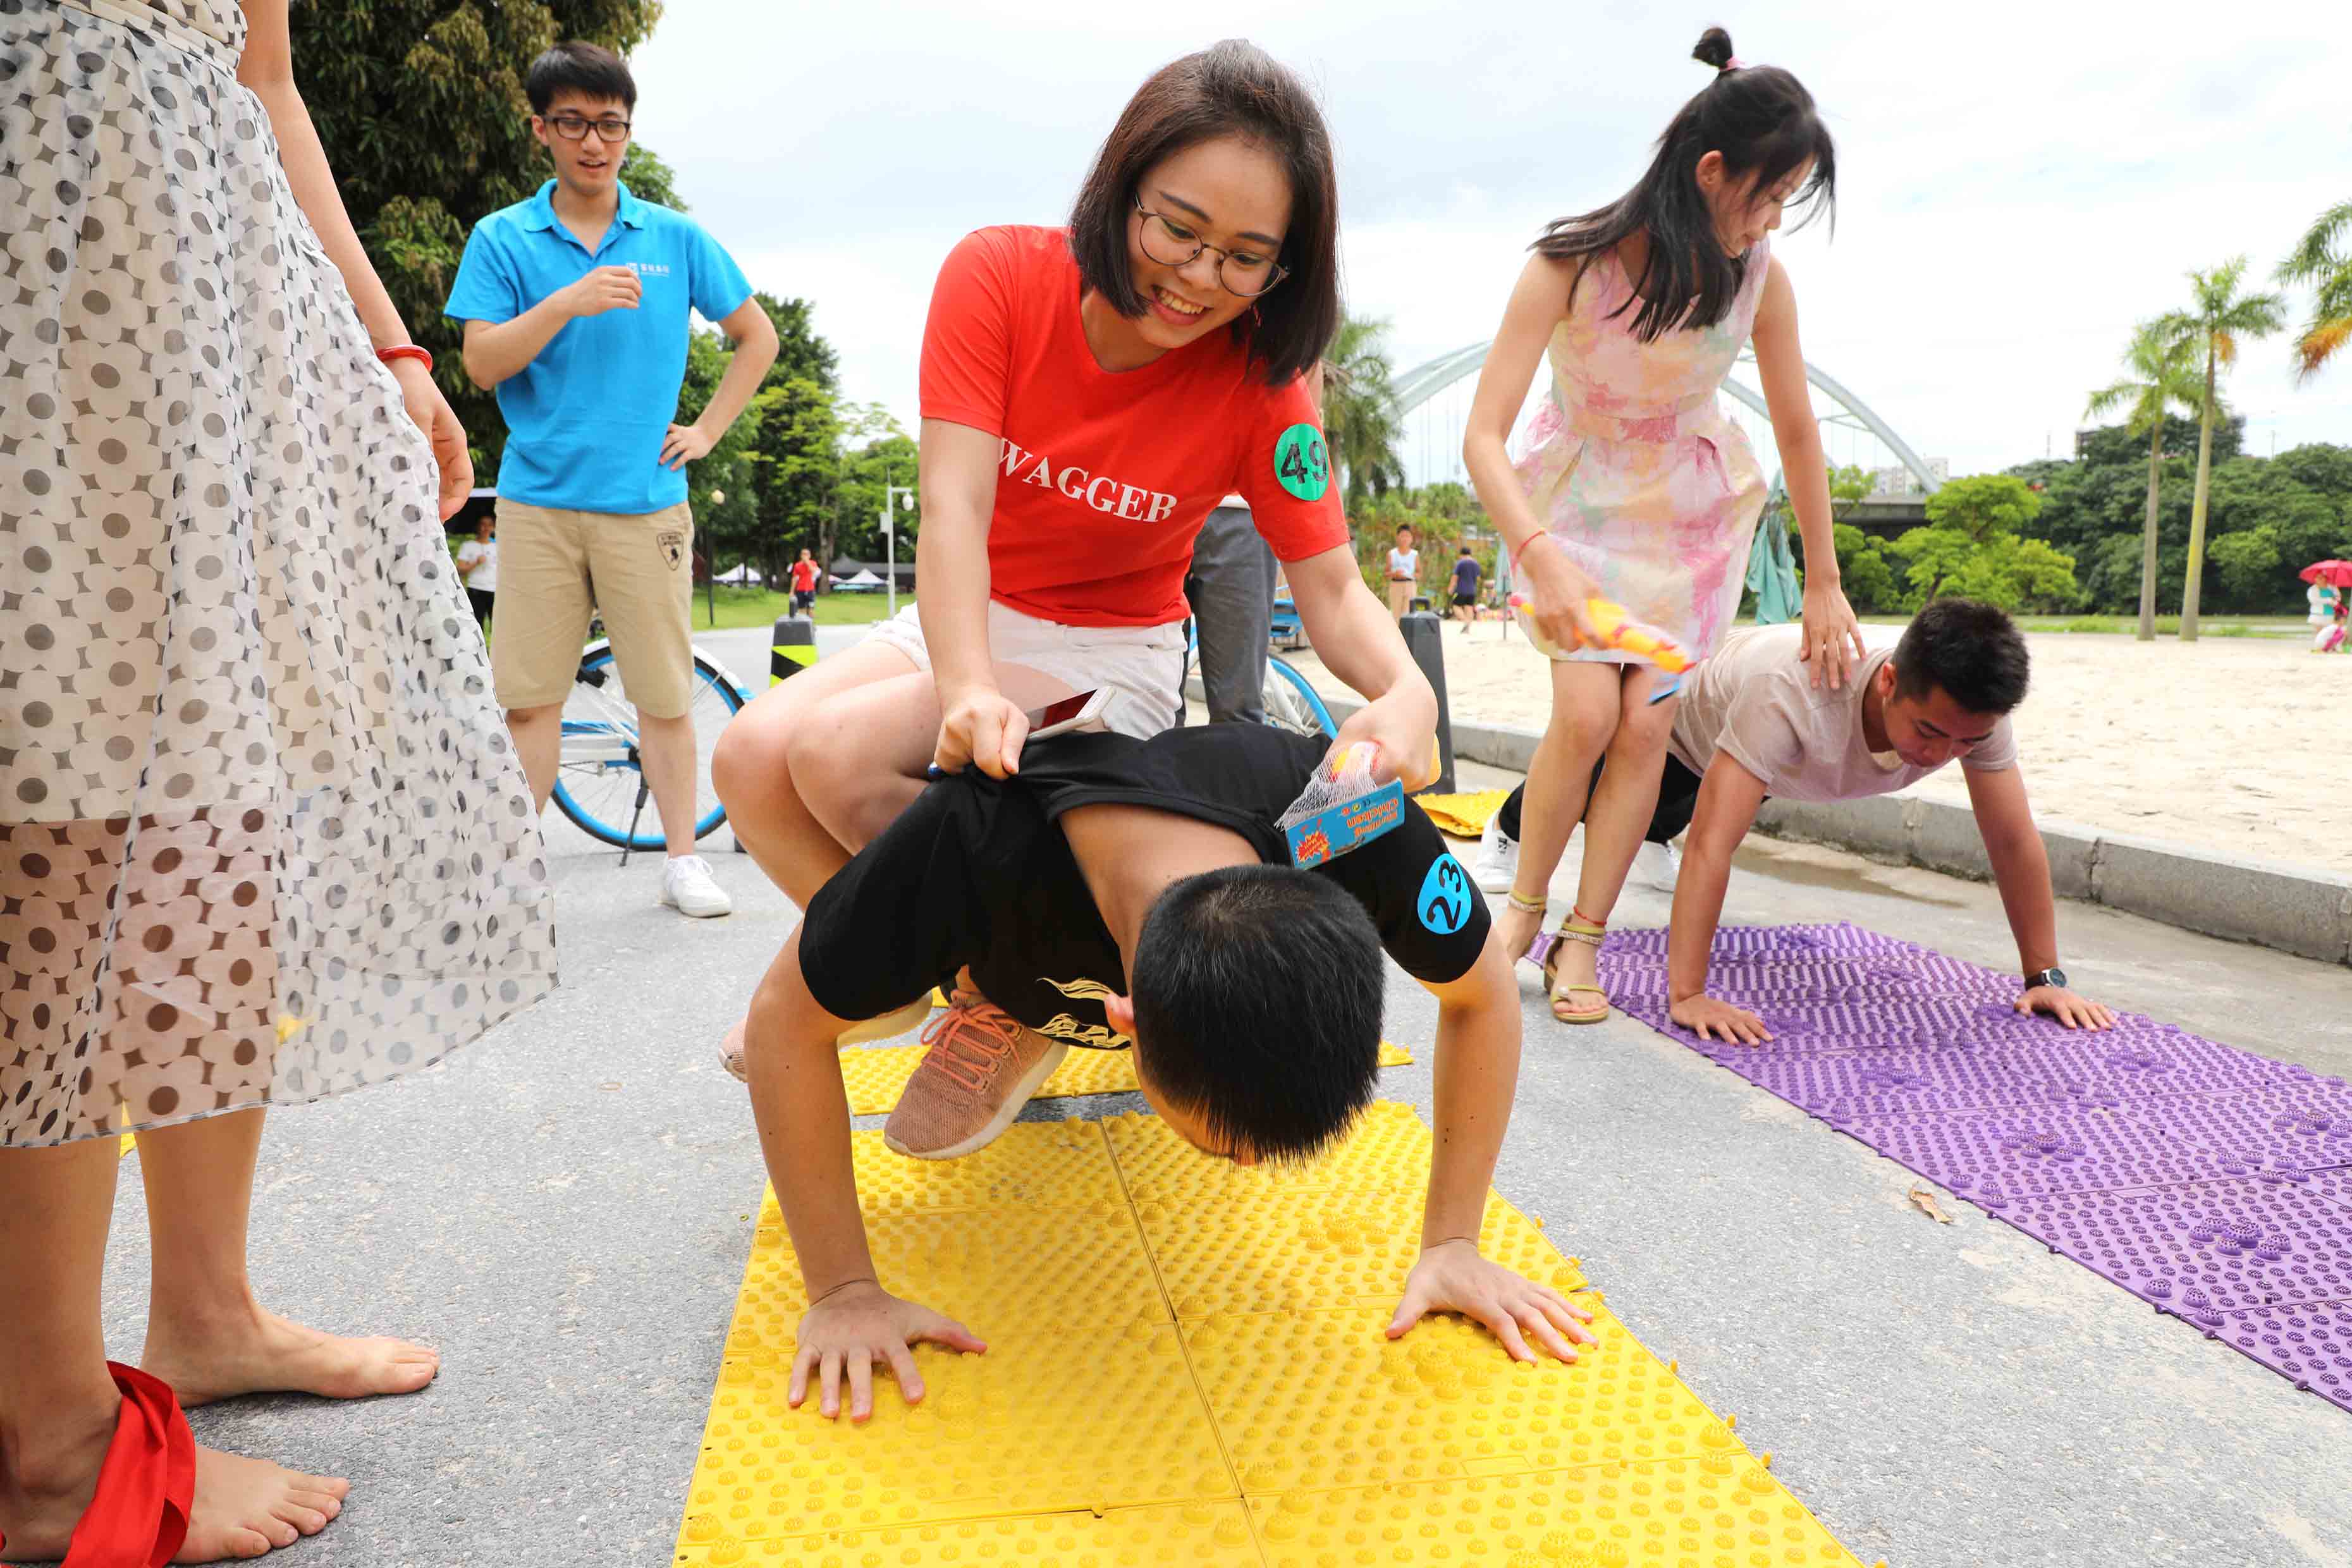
[{"xmin": 447, "ymin": 40, "xmax": 777, "ymax": 919}]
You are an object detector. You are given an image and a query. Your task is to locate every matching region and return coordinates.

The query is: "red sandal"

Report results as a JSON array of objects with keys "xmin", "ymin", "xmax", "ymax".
[{"xmin": 54, "ymin": 1363, "xmax": 195, "ymax": 1567}]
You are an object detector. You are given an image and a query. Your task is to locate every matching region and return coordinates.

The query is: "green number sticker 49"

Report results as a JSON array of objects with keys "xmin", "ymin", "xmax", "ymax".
[{"xmin": 1273, "ymin": 423, "xmax": 1330, "ymax": 502}]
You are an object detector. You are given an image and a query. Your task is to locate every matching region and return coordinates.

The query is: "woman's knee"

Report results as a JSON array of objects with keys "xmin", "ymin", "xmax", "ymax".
[{"xmin": 711, "ymin": 695, "xmax": 796, "ymax": 816}]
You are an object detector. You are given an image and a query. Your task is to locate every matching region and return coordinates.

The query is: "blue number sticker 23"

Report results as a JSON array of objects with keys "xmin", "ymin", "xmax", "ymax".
[{"xmin": 1417, "ymin": 853, "xmax": 1471, "ymax": 935}]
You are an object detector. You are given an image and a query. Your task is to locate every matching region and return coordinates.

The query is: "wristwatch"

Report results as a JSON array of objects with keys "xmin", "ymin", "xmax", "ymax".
[{"xmin": 2024, "ymin": 967, "xmax": 2067, "ymax": 992}]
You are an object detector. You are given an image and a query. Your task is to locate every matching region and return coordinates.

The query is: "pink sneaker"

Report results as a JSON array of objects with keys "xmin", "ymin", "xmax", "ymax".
[{"xmin": 882, "ymin": 1000, "xmax": 1068, "ymax": 1160}]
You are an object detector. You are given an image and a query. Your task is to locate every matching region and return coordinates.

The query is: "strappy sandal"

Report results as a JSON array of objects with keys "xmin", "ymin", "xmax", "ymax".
[
  {"xmin": 8, "ymin": 1361, "xmax": 198, "ymax": 1567},
  {"xmin": 1526, "ymin": 907, "xmax": 1612, "ymax": 1025}
]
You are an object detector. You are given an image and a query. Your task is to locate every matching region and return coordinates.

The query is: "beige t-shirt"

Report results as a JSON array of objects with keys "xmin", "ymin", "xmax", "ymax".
[{"xmin": 1668, "ymin": 626, "xmax": 2017, "ymax": 802}]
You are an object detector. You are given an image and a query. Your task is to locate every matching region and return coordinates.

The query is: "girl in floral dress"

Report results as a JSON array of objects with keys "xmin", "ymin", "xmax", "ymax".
[{"xmin": 1462, "ymin": 28, "xmax": 1861, "ymax": 1022}]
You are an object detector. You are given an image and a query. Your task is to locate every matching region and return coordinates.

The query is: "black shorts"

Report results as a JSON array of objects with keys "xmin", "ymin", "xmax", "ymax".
[
  {"xmin": 790, "ymin": 589, "xmax": 814, "ymax": 613},
  {"xmin": 1450, "ymin": 592, "xmax": 1477, "ymax": 608},
  {"xmin": 465, "ymin": 587, "xmax": 494, "ymax": 628}
]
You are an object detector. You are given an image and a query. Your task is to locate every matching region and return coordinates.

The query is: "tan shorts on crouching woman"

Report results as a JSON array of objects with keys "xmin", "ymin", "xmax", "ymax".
[{"xmin": 491, "ymin": 498, "xmax": 696, "ymax": 718}]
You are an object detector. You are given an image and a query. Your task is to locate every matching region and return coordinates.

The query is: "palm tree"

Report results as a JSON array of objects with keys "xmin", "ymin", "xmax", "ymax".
[
  {"xmin": 1320, "ymin": 313, "xmax": 1405, "ymax": 508},
  {"xmin": 2152, "ymin": 257, "xmax": 2286, "ymax": 641},
  {"xmin": 2278, "ymin": 200, "xmax": 2352, "ymax": 383},
  {"xmin": 2086, "ymin": 322, "xmax": 2204, "ymax": 640}
]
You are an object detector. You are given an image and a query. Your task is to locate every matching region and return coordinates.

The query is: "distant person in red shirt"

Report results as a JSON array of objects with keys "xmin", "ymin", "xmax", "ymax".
[
  {"xmin": 716, "ymin": 40, "xmax": 1436, "ymax": 910},
  {"xmin": 788, "ymin": 548, "xmax": 819, "ymax": 617}
]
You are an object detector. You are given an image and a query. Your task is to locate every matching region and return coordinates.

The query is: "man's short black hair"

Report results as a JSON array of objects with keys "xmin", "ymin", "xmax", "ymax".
[
  {"xmin": 1891, "ymin": 597, "xmax": 2030, "ymax": 714},
  {"xmin": 526, "ymin": 41, "xmax": 637, "ymax": 116},
  {"xmin": 1129, "ymin": 864, "xmax": 1382, "ymax": 1161}
]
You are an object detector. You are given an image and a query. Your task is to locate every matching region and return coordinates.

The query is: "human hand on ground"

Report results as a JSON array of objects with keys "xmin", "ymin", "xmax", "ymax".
[
  {"xmin": 1798, "ymin": 579, "xmax": 1866, "ymax": 690},
  {"xmin": 660, "ymin": 422, "xmax": 714, "ymax": 470},
  {"xmin": 1514, "ymin": 534, "xmax": 1602, "ymax": 652},
  {"xmin": 386, "ymin": 355, "xmax": 472, "ymax": 522},
  {"xmin": 1386, "ymin": 1240, "xmax": 1595, "ymax": 1364},
  {"xmin": 788, "ymin": 1280, "xmax": 986, "ymax": 1423},
  {"xmin": 933, "ymin": 682, "xmax": 1029, "ymax": 780},
  {"xmin": 2018, "ymin": 985, "xmax": 2116, "ymax": 1031},
  {"xmin": 558, "ymin": 264, "xmax": 642, "ymax": 319},
  {"xmin": 1669, "ymin": 992, "xmax": 1772, "ymax": 1045},
  {"xmin": 1328, "ymin": 682, "xmax": 1440, "ymax": 792}
]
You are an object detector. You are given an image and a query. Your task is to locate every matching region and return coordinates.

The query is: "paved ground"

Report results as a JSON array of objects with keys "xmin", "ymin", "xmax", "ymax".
[{"xmin": 93, "ymin": 624, "xmax": 2349, "ymax": 1567}]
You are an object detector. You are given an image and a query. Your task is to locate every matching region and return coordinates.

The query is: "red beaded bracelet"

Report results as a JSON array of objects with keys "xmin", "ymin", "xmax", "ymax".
[{"xmin": 376, "ymin": 344, "xmax": 433, "ymax": 372}]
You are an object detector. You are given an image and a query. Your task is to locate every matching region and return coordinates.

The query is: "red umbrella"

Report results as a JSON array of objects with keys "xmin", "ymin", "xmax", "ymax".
[{"xmin": 2301, "ymin": 560, "xmax": 2352, "ymax": 588}]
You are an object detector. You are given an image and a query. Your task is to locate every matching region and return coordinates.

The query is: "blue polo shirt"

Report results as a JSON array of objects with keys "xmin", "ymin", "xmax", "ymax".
[{"xmin": 445, "ymin": 181, "xmax": 753, "ymax": 515}]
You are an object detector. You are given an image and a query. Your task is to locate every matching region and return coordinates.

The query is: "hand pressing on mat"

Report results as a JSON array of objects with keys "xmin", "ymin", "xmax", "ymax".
[
  {"xmin": 1670, "ymin": 993, "xmax": 1772, "ymax": 1046},
  {"xmin": 788, "ymin": 1280, "xmax": 986, "ymax": 1423},
  {"xmin": 1387, "ymin": 1240, "xmax": 1595, "ymax": 1364},
  {"xmin": 2018, "ymin": 984, "xmax": 2116, "ymax": 1031}
]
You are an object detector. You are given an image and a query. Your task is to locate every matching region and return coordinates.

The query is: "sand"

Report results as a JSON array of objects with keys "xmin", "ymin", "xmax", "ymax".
[{"xmin": 1285, "ymin": 620, "xmax": 2352, "ymax": 873}]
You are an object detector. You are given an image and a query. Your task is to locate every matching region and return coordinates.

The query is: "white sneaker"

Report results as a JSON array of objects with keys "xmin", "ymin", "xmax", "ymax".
[
  {"xmin": 1471, "ymin": 812, "xmax": 1520, "ymax": 894},
  {"xmin": 659, "ymin": 854, "xmax": 733, "ymax": 918},
  {"xmin": 1630, "ymin": 838, "xmax": 1682, "ymax": 893}
]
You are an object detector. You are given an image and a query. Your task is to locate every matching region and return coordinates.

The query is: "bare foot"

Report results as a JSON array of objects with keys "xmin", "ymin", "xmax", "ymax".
[
  {"xmin": 176, "ymin": 1445, "xmax": 347, "ymax": 1563},
  {"xmin": 0, "ymin": 1425, "xmax": 341, "ymax": 1565},
  {"xmin": 144, "ymin": 1306, "xmax": 438, "ymax": 1409},
  {"xmin": 0, "ymin": 1409, "xmax": 113, "ymax": 1563}
]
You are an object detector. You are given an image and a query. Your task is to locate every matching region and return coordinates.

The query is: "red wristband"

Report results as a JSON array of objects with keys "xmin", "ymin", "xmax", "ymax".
[
  {"xmin": 1509, "ymin": 531, "xmax": 1548, "ymax": 575},
  {"xmin": 376, "ymin": 344, "xmax": 433, "ymax": 372}
]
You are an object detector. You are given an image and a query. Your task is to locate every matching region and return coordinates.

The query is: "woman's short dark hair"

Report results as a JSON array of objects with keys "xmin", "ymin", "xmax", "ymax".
[
  {"xmin": 1067, "ymin": 40, "xmax": 1340, "ymax": 386},
  {"xmin": 1533, "ymin": 27, "xmax": 1834, "ymax": 342},
  {"xmin": 1892, "ymin": 598, "xmax": 2030, "ymax": 715},
  {"xmin": 526, "ymin": 42, "xmax": 637, "ymax": 115},
  {"xmin": 1129, "ymin": 864, "xmax": 1382, "ymax": 1161}
]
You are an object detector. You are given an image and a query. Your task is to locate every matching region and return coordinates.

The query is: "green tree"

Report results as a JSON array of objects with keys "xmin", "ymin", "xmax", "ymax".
[
  {"xmin": 1832, "ymin": 522, "xmax": 1897, "ymax": 611},
  {"xmin": 2085, "ymin": 319, "xmax": 2205, "ymax": 639},
  {"xmin": 2152, "ymin": 257, "xmax": 2287, "ymax": 639},
  {"xmin": 1321, "ymin": 314, "xmax": 1405, "ymax": 508},
  {"xmin": 288, "ymin": 0, "xmax": 668, "ymax": 479},
  {"xmin": 2279, "ymin": 200, "xmax": 2352, "ymax": 383},
  {"xmin": 2206, "ymin": 526, "xmax": 2282, "ymax": 603},
  {"xmin": 833, "ymin": 405, "xmax": 921, "ymax": 566},
  {"xmin": 673, "ymin": 327, "xmax": 769, "ymax": 561},
  {"xmin": 1894, "ymin": 474, "xmax": 2076, "ymax": 611}
]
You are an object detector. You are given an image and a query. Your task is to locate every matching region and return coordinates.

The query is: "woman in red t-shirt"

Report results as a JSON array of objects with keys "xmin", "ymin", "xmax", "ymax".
[{"xmin": 714, "ymin": 42, "xmax": 1438, "ymax": 912}]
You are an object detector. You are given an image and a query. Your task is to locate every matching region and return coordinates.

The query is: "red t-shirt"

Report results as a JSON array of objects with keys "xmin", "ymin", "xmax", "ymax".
[
  {"xmin": 790, "ymin": 560, "xmax": 819, "ymax": 592},
  {"xmin": 919, "ymin": 226, "xmax": 1345, "ymax": 628}
]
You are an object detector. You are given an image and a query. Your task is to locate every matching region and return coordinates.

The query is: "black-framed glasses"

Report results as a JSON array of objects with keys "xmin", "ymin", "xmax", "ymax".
[
  {"xmin": 546, "ymin": 114, "xmax": 632, "ymax": 143},
  {"xmin": 1132, "ymin": 198, "xmax": 1289, "ymax": 298}
]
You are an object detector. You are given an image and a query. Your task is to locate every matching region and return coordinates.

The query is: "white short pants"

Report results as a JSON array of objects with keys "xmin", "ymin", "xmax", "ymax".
[{"xmin": 865, "ymin": 600, "xmax": 1187, "ymax": 740}]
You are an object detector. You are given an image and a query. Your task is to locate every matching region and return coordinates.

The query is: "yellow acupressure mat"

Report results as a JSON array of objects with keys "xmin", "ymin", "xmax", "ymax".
[
  {"xmin": 836, "ymin": 1039, "xmax": 1412, "ymax": 1118},
  {"xmin": 1411, "ymin": 787, "xmax": 1511, "ymax": 840},
  {"xmin": 673, "ymin": 1105, "xmax": 1871, "ymax": 1568}
]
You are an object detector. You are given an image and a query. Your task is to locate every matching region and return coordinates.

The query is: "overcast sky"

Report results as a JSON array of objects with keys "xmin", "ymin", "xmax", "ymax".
[{"xmin": 629, "ymin": 1, "xmax": 2350, "ymax": 484}]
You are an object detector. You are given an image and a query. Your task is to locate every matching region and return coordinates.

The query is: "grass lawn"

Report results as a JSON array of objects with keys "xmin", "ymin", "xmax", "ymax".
[{"xmin": 689, "ymin": 587, "xmax": 896, "ymax": 632}]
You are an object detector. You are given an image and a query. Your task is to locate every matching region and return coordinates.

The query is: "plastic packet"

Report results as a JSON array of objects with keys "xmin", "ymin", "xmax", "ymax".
[{"xmin": 1278, "ymin": 742, "xmax": 1406, "ymax": 868}]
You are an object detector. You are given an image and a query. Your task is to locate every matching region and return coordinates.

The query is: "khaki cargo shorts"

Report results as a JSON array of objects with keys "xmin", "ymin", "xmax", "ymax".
[{"xmin": 491, "ymin": 498, "xmax": 696, "ymax": 718}]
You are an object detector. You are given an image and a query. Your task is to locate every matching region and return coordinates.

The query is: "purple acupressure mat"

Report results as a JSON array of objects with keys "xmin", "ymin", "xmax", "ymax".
[{"xmin": 1596, "ymin": 922, "xmax": 2352, "ymax": 1414}]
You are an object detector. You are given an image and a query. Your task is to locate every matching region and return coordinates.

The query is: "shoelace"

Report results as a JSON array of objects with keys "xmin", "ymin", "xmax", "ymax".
[{"xmin": 918, "ymin": 1001, "xmax": 1022, "ymax": 1091}]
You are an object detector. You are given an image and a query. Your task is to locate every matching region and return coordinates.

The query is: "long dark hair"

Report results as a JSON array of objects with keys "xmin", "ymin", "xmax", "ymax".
[
  {"xmin": 1067, "ymin": 40, "xmax": 1341, "ymax": 386},
  {"xmin": 1534, "ymin": 27, "xmax": 1835, "ymax": 342}
]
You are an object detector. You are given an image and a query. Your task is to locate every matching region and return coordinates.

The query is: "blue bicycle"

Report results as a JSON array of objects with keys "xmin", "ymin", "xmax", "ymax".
[{"xmin": 551, "ymin": 634, "xmax": 749, "ymax": 862}]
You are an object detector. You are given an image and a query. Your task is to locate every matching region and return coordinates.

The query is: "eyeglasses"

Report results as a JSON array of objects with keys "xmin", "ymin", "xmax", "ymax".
[
  {"xmin": 546, "ymin": 114, "xmax": 632, "ymax": 143},
  {"xmin": 1132, "ymin": 198, "xmax": 1288, "ymax": 298}
]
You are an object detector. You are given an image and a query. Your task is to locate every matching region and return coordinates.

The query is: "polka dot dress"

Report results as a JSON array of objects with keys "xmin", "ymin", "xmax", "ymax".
[{"xmin": 1, "ymin": 0, "xmax": 558, "ymax": 1148}]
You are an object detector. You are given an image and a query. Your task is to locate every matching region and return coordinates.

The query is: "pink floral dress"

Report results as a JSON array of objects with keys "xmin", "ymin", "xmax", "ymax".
[{"xmin": 1514, "ymin": 238, "xmax": 1772, "ymax": 663}]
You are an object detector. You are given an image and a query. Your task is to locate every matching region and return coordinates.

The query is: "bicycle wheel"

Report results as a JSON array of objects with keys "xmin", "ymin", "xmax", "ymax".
[
  {"xmin": 1262, "ymin": 654, "xmax": 1337, "ymax": 738},
  {"xmin": 551, "ymin": 644, "xmax": 747, "ymax": 849}
]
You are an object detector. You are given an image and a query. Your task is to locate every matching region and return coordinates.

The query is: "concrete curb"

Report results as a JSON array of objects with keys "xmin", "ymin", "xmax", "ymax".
[{"xmin": 1210, "ymin": 678, "xmax": 2352, "ymax": 967}]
